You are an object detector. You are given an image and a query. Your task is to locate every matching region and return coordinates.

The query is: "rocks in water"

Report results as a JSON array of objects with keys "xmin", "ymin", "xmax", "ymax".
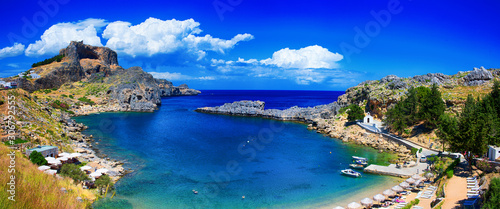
[
  {"xmin": 463, "ymin": 66, "xmax": 493, "ymax": 86},
  {"xmin": 196, "ymin": 100, "xmax": 342, "ymax": 123}
]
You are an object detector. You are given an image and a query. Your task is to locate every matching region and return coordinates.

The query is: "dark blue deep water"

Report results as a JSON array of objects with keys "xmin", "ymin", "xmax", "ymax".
[{"xmin": 75, "ymin": 90, "xmax": 396, "ymax": 209}]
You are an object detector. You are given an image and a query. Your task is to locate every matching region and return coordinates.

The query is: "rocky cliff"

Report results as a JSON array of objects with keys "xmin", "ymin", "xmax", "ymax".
[{"xmin": 17, "ymin": 41, "xmax": 200, "ymax": 112}]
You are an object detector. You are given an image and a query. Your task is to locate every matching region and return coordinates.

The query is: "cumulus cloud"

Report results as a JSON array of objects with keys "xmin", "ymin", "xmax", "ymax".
[
  {"xmin": 0, "ymin": 43, "xmax": 25, "ymax": 59},
  {"xmin": 103, "ymin": 17, "xmax": 253, "ymax": 59},
  {"xmin": 260, "ymin": 45, "xmax": 343, "ymax": 69},
  {"xmin": 25, "ymin": 18, "xmax": 106, "ymax": 57},
  {"xmin": 208, "ymin": 45, "xmax": 348, "ymax": 85}
]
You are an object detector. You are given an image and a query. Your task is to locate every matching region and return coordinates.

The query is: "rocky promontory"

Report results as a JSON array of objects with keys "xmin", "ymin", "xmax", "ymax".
[
  {"xmin": 195, "ymin": 100, "xmax": 342, "ymax": 123},
  {"xmin": 16, "ymin": 41, "xmax": 200, "ymax": 112}
]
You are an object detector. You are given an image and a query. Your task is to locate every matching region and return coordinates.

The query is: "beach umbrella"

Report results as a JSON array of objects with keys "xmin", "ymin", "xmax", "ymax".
[
  {"xmin": 80, "ymin": 165, "xmax": 92, "ymax": 171},
  {"xmin": 47, "ymin": 159, "xmax": 61, "ymax": 165},
  {"xmin": 399, "ymin": 182, "xmax": 410, "ymax": 189},
  {"xmin": 58, "ymin": 152, "xmax": 69, "ymax": 157},
  {"xmin": 90, "ymin": 172, "xmax": 102, "ymax": 178},
  {"xmin": 406, "ymin": 178, "xmax": 416, "ymax": 184},
  {"xmin": 392, "ymin": 185, "xmax": 403, "ymax": 192},
  {"xmin": 383, "ymin": 189, "xmax": 395, "ymax": 196},
  {"xmin": 38, "ymin": 165, "xmax": 51, "ymax": 171},
  {"xmin": 414, "ymin": 180, "xmax": 422, "ymax": 186},
  {"xmin": 412, "ymin": 174, "xmax": 422, "ymax": 180},
  {"xmin": 69, "ymin": 153, "xmax": 82, "ymax": 158},
  {"xmin": 373, "ymin": 194, "xmax": 385, "ymax": 202},
  {"xmin": 347, "ymin": 202, "xmax": 361, "ymax": 209},
  {"xmin": 360, "ymin": 197, "xmax": 374, "ymax": 207},
  {"xmin": 45, "ymin": 157, "xmax": 56, "ymax": 161},
  {"xmin": 332, "ymin": 206, "xmax": 345, "ymax": 209},
  {"xmin": 58, "ymin": 156, "xmax": 69, "ymax": 161},
  {"xmin": 96, "ymin": 168, "xmax": 109, "ymax": 174}
]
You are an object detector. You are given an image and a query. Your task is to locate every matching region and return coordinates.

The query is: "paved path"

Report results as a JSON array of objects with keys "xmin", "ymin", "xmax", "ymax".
[
  {"xmin": 357, "ymin": 122, "xmax": 439, "ymax": 157},
  {"xmin": 364, "ymin": 161, "xmax": 428, "ymax": 178}
]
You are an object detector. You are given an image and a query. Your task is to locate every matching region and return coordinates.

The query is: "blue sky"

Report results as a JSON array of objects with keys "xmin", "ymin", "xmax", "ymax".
[{"xmin": 0, "ymin": 0, "xmax": 499, "ymax": 90}]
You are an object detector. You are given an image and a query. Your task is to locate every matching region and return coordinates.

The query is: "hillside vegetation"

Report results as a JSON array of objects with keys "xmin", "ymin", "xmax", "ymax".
[{"xmin": 0, "ymin": 144, "xmax": 94, "ymax": 208}]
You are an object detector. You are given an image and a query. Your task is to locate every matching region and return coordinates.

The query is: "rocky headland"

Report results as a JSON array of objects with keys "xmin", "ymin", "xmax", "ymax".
[{"xmin": 16, "ymin": 41, "xmax": 200, "ymax": 112}]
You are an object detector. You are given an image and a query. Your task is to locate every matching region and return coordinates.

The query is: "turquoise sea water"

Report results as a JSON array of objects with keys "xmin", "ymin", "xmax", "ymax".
[{"xmin": 75, "ymin": 90, "xmax": 396, "ymax": 209}]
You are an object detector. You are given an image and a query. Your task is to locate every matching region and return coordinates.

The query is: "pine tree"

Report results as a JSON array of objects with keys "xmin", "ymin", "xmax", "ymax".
[{"xmin": 347, "ymin": 104, "xmax": 364, "ymax": 122}]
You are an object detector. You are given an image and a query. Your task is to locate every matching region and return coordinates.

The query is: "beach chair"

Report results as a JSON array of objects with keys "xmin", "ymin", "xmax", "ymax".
[
  {"xmin": 413, "ymin": 206, "xmax": 424, "ymax": 209},
  {"xmin": 428, "ymin": 186, "xmax": 437, "ymax": 190},
  {"xmin": 415, "ymin": 191, "xmax": 423, "ymax": 199},
  {"xmin": 421, "ymin": 194, "xmax": 433, "ymax": 199},
  {"xmin": 394, "ymin": 202, "xmax": 407, "ymax": 209},
  {"xmin": 467, "ymin": 176, "xmax": 477, "ymax": 180},
  {"xmin": 467, "ymin": 184, "xmax": 478, "ymax": 189}
]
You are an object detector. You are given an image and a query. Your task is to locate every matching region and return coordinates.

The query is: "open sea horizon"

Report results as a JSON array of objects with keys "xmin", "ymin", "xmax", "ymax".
[{"xmin": 74, "ymin": 90, "xmax": 398, "ymax": 209}]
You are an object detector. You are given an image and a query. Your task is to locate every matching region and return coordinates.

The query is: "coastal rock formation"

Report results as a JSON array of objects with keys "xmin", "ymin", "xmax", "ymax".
[
  {"xmin": 17, "ymin": 41, "xmax": 200, "ymax": 112},
  {"xmin": 196, "ymin": 100, "xmax": 342, "ymax": 122}
]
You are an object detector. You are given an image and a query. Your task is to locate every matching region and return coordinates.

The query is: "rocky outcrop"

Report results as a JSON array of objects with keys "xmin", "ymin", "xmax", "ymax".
[
  {"xmin": 17, "ymin": 41, "xmax": 200, "ymax": 112},
  {"xmin": 59, "ymin": 41, "xmax": 118, "ymax": 66},
  {"xmin": 463, "ymin": 67, "xmax": 493, "ymax": 86},
  {"xmin": 196, "ymin": 100, "xmax": 342, "ymax": 122}
]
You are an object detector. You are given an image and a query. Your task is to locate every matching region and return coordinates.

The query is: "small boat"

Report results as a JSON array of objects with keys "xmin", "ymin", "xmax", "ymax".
[
  {"xmin": 349, "ymin": 163, "xmax": 365, "ymax": 169},
  {"xmin": 355, "ymin": 159, "xmax": 368, "ymax": 166},
  {"xmin": 341, "ymin": 169, "xmax": 362, "ymax": 177},
  {"xmin": 352, "ymin": 156, "xmax": 368, "ymax": 161}
]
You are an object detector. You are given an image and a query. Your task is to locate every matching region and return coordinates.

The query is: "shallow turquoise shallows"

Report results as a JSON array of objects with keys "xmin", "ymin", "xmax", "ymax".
[{"xmin": 75, "ymin": 90, "xmax": 395, "ymax": 209}]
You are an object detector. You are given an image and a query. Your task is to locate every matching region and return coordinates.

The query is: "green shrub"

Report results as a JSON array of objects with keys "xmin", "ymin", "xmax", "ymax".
[
  {"xmin": 4, "ymin": 138, "xmax": 28, "ymax": 146},
  {"xmin": 59, "ymin": 164, "xmax": 89, "ymax": 183},
  {"xmin": 484, "ymin": 178, "xmax": 500, "ymax": 208},
  {"xmin": 411, "ymin": 148, "xmax": 418, "ymax": 155},
  {"xmin": 29, "ymin": 151, "xmax": 47, "ymax": 166},
  {"xmin": 401, "ymin": 198, "xmax": 420, "ymax": 209},
  {"xmin": 446, "ymin": 169, "xmax": 453, "ymax": 178},
  {"xmin": 69, "ymin": 95, "xmax": 74, "ymax": 99},
  {"xmin": 78, "ymin": 96, "xmax": 95, "ymax": 105},
  {"xmin": 0, "ymin": 100, "xmax": 4, "ymax": 105},
  {"xmin": 61, "ymin": 94, "xmax": 68, "ymax": 98}
]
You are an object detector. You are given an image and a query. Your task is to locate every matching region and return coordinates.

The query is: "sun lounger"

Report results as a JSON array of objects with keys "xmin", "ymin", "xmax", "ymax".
[
  {"xmin": 421, "ymin": 194, "xmax": 433, "ymax": 199},
  {"xmin": 413, "ymin": 206, "xmax": 424, "ymax": 209},
  {"xmin": 467, "ymin": 176, "xmax": 477, "ymax": 180},
  {"xmin": 394, "ymin": 202, "xmax": 407, "ymax": 209},
  {"xmin": 415, "ymin": 191, "xmax": 423, "ymax": 199},
  {"xmin": 467, "ymin": 184, "xmax": 478, "ymax": 189}
]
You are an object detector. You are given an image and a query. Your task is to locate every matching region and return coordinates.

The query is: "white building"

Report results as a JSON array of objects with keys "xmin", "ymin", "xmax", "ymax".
[
  {"xmin": 30, "ymin": 73, "xmax": 41, "ymax": 79},
  {"xmin": 363, "ymin": 113, "xmax": 374, "ymax": 124},
  {"xmin": 488, "ymin": 145, "xmax": 500, "ymax": 161}
]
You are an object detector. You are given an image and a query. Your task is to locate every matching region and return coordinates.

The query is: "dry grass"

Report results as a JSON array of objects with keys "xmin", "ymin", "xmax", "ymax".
[
  {"xmin": 440, "ymin": 84, "xmax": 493, "ymax": 101},
  {"xmin": 0, "ymin": 145, "xmax": 95, "ymax": 208}
]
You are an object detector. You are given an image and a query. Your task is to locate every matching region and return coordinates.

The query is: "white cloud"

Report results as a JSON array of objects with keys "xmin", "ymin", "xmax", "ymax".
[
  {"xmin": 209, "ymin": 45, "xmax": 347, "ymax": 85},
  {"xmin": 149, "ymin": 71, "xmax": 217, "ymax": 81},
  {"xmin": 7, "ymin": 63, "xmax": 20, "ymax": 68},
  {"xmin": 103, "ymin": 17, "xmax": 253, "ymax": 59},
  {"xmin": 260, "ymin": 45, "xmax": 343, "ymax": 69},
  {"xmin": 0, "ymin": 43, "xmax": 25, "ymax": 59},
  {"xmin": 25, "ymin": 18, "xmax": 106, "ymax": 57}
]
